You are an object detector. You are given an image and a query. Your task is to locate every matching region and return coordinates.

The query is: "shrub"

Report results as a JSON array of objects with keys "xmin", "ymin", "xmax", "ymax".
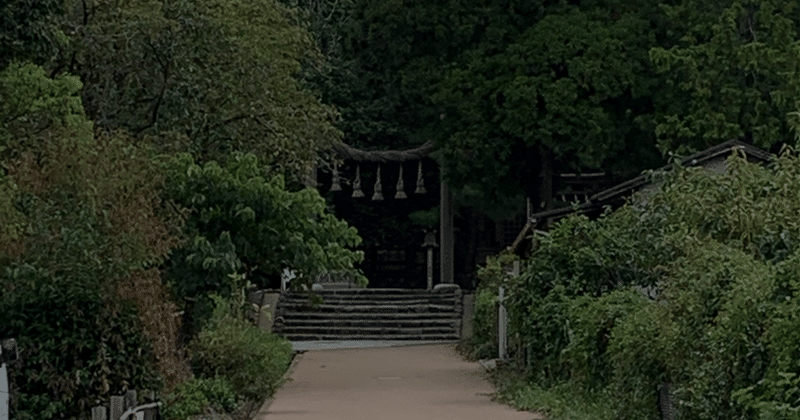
[
  {"xmin": 189, "ymin": 295, "xmax": 293, "ymax": 400},
  {"xmin": 474, "ymin": 151, "xmax": 800, "ymax": 419},
  {"xmin": 161, "ymin": 377, "xmax": 238, "ymax": 420},
  {"xmin": 467, "ymin": 253, "xmax": 516, "ymax": 359},
  {"xmin": 0, "ymin": 279, "xmax": 161, "ymax": 420},
  {"xmin": 607, "ymin": 299, "xmax": 669, "ymax": 420},
  {"xmin": 734, "ymin": 250, "xmax": 800, "ymax": 419},
  {"xmin": 469, "ymin": 286, "xmax": 498, "ymax": 359},
  {"xmin": 561, "ymin": 288, "xmax": 647, "ymax": 391},
  {"xmin": 162, "ymin": 152, "xmax": 365, "ymax": 293}
]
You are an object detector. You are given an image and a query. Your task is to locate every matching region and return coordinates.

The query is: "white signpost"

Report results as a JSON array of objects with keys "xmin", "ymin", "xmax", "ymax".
[
  {"xmin": 1, "ymin": 339, "xmax": 18, "ymax": 420},
  {"xmin": 499, "ymin": 261, "xmax": 520, "ymax": 360}
]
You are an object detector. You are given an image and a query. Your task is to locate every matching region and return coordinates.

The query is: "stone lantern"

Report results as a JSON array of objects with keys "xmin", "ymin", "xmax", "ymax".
[{"xmin": 422, "ymin": 230, "xmax": 438, "ymax": 290}]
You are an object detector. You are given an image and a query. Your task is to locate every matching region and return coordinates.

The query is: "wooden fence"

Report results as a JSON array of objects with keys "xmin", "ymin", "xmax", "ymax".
[{"xmin": 90, "ymin": 389, "xmax": 160, "ymax": 420}]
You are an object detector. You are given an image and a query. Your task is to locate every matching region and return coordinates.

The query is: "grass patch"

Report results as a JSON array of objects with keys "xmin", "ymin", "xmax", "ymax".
[{"xmin": 492, "ymin": 367, "xmax": 617, "ymax": 420}]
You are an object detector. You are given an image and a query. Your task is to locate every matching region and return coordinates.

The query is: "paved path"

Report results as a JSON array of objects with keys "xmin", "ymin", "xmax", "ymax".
[{"xmin": 254, "ymin": 343, "xmax": 542, "ymax": 420}]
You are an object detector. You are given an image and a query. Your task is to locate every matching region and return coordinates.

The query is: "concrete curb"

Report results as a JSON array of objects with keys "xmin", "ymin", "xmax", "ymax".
[{"xmin": 477, "ymin": 359, "xmax": 500, "ymax": 371}]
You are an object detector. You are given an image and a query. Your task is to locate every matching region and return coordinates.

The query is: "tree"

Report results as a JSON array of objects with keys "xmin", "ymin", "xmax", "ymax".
[
  {"xmin": 162, "ymin": 152, "xmax": 365, "ymax": 323},
  {"xmin": 0, "ymin": 62, "xmax": 189, "ymax": 418},
  {"xmin": 0, "ymin": 0, "xmax": 65, "ymax": 67},
  {"xmin": 651, "ymin": 0, "xmax": 800, "ymax": 154},
  {"xmin": 47, "ymin": 0, "xmax": 339, "ymax": 184},
  {"xmin": 434, "ymin": 2, "xmax": 663, "ymax": 215}
]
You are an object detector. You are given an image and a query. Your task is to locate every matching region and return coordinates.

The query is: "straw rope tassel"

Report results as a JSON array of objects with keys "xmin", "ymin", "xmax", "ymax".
[
  {"xmin": 415, "ymin": 161, "xmax": 426, "ymax": 194},
  {"xmin": 352, "ymin": 165, "xmax": 364, "ymax": 198},
  {"xmin": 395, "ymin": 164, "xmax": 407, "ymax": 199},
  {"xmin": 372, "ymin": 164, "xmax": 384, "ymax": 201},
  {"xmin": 330, "ymin": 162, "xmax": 342, "ymax": 192}
]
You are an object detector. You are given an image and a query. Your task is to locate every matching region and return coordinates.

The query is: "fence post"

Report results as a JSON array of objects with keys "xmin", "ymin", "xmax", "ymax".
[
  {"xmin": 124, "ymin": 390, "xmax": 137, "ymax": 412},
  {"xmin": 110, "ymin": 395, "xmax": 124, "ymax": 420},
  {"xmin": 91, "ymin": 405, "xmax": 107, "ymax": 420}
]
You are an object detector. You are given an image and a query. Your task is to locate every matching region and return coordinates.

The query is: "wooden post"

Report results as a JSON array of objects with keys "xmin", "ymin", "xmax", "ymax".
[
  {"xmin": 124, "ymin": 390, "xmax": 137, "ymax": 411},
  {"xmin": 91, "ymin": 405, "xmax": 108, "ymax": 420},
  {"xmin": 110, "ymin": 395, "xmax": 124, "ymax": 420},
  {"xmin": 427, "ymin": 247, "xmax": 434, "ymax": 290},
  {"xmin": 141, "ymin": 390, "xmax": 155, "ymax": 402},
  {"xmin": 440, "ymin": 180, "xmax": 454, "ymax": 284}
]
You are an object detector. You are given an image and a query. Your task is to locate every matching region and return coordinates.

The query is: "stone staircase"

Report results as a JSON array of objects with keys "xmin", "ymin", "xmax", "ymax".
[{"xmin": 272, "ymin": 288, "xmax": 462, "ymax": 341}]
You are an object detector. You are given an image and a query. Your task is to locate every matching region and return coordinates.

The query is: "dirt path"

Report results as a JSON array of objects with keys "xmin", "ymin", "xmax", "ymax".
[{"xmin": 254, "ymin": 343, "xmax": 542, "ymax": 420}]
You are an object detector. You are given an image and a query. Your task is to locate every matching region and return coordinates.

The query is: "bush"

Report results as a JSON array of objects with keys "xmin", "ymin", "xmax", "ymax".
[
  {"xmin": 468, "ymin": 286, "xmax": 498, "ymax": 360},
  {"xmin": 0, "ymin": 279, "xmax": 161, "ymax": 420},
  {"xmin": 607, "ymin": 299, "xmax": 669, "ymax": 420},
  {"xmin": 466, "ymin": 253, "xmax": 515, "ymax": 359},
  {"xmin": 473, "ymin": 151, "xmax": 800, "ymax": 419},
  {"xmin": 495, "ymin": 374, "xmax": 617, "ymax": 420},
  {"xmin": 734, "ymin": 250, "xmax": 800, "ymax": 419},
  {"xmin": 161, "ymin": 377, "xmax": 238, "ymax": 420},
  {"xmin": 162, "ymin": 152, "xmax": 365, "ymax": 294},
  {"xmin": 189, "ymin": 295, "xmax": 293, "ymax": 401},
  {"xmin": 562, "ymin": 288, "xmax": 647, "ymax": 391}
]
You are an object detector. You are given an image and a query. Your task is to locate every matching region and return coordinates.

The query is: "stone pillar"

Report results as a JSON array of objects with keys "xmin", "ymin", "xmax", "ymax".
[{"xmin": 440, "ymin": 181, "xmax": 454, "ymax": 284}]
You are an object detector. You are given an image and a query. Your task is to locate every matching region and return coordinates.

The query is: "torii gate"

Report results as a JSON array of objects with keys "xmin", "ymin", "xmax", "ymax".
[{"xmin": 319, "ymin": 140, "xmax": 455, "ymax": 286}]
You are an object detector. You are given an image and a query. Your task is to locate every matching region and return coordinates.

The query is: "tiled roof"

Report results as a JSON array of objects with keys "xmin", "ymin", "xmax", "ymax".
[{"xmin": 529, "ymin": 140, "xmax": 772, "ymax": 222}]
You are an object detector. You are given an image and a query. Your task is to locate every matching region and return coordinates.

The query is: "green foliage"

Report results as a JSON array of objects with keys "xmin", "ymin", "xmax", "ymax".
[
  {"xmin": 606, "ymin": 242, "xmax": 774, "ymax": 420},
  {"xmin": 562, "ymin": 289, "xmax": 648, "ymax": 391},
  {"xmin": 651, "ymin": 0, "xmax": 800, "ymax": 153},
  {"xmin": 606, "ymin": 299, "xmax": 668, "ymax": 420},
  {"xmin": 161, "ymin": 379, "xmax": 210, "ymax": 420},
  {"xmin": 408, "ymin": 207, "xmax": 439, "ymax": 229},
  {"xmin": 0, "ymin": 0, "xmax": 66, "ymax": 66},
  {"xmin": 432, "ymin": 1, "xmax": 662, "ymax": 213},
  {"xmin": 163, "ymin": 151, "xmax": 364, "ymax": 299},
  {"xmin": 0, "ymin": 62, "xmax": 185, "ymax": 417},
  {"xmin": 189, "ymin": 295, "xmax": 293, "ymax": 401},
  {"xmin": 0, "ymin": 62, "xmax": 91, "ymax": 152},
  {"xmin": 161, "ymin": 376, "xmax": 239, "ymax": 420},
  {"xmin": 734, "ymin": 250, "xmax": 800, "ymax": 419},
  {"xmin": 0, "ymin": 175, "xmax": 23, "ymax": 249},
  {"xmin": 467, "ymin": 253, "xmax": 518, "ymax": 359},
  {"xmin": 0, "ymin": 279, "xmax": 161, "ymax": 420},
  {"xmin": 468, "ymin": 151, "xmax": 800, "ymax": 419},
  {"xmin": 469, "ymin": 287, "xmax": 498, "ymax": 360},
  {"xmin": 46, "ymin": 0, "xmax": 339, "ymax": 183},
  {"xmin": 493, "ymin": 369, "xmax": 616, "ymax": 420}
]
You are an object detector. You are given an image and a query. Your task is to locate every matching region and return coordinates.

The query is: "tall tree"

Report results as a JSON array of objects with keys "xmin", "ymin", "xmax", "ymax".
[
  {"xmin": 434, "ymin": 1, "xmax": 663, "ymax": 215},
  {"xmin": 49, "ymin": 0, "xmax": 339, "ymax": 184},
  {"xmin": 651, "ymin": 0, "xmax": 800, "ymax": 154}
]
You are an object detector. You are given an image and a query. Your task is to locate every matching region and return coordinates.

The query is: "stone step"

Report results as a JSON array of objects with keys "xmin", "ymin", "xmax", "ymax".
[
  {"xmin": 313, "ymin": 282, "xmax": 365, "ymax": 290},
  {"xmin": 283, "ymin": 289, "xmax": 458, "ymax": 296},
  {"xmin": 281, "ymin": 297, "xmax": 458, "ymax": 306},
  {"xmin": 275, "ymin": 288, "xmax": 462, "ymax": 341},
  {"xmin": 277, "ymin": 303, "xmax": 458, "ymax": 313},
  {"xmin": 278, "ymin": 312, "xmax": 458, "ymax": 320},
  {"xmin": 277, "ymin": 318, "xmax": 460, "ymax": 328},
  {"xmin": 274, "ymin": 325, "xmax": 456, "ymax": 334},
  {"xmin": 279, "ymin": 333, "xmax": 461, "ymax": 341},
  {"xmin": 283, "ymin": 289, "xmax": 458, "ymax": 299}
]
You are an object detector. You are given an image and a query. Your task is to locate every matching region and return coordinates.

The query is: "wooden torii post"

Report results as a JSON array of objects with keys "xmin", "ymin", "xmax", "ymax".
[{"xmin": 327, "ymin": 140, "xmax": 454, "ymax": 285}]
